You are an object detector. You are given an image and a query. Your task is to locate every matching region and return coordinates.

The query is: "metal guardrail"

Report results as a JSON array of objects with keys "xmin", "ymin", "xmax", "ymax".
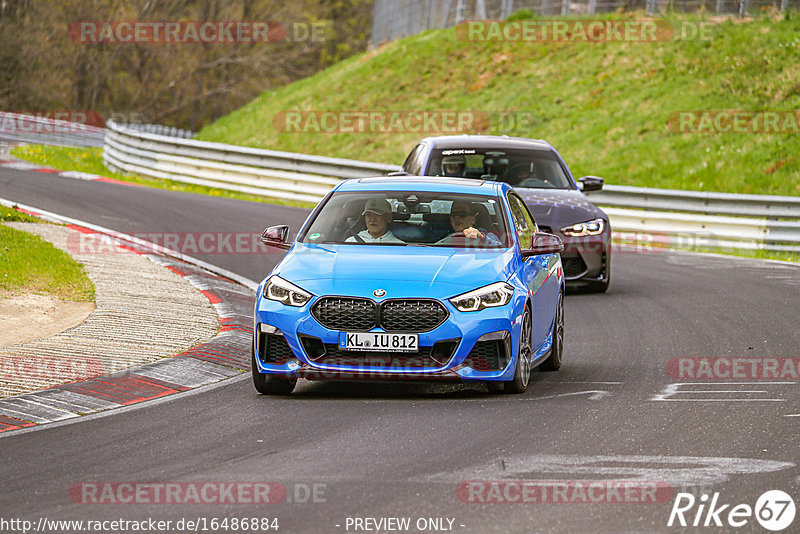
[
  {"xmin": 0, "ymin": 112, "xmax": 105, "ymax": 147},
  {"xmin": 102, "ymin": 120, "xmax": 399, "ymax": 203},
  {"xmin": 102, "ymin": 120, "xmax": 800, "ymax": 252}
]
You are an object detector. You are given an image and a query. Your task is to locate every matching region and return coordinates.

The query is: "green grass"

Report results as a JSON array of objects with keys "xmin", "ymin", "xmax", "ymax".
[
  {"xmin": 0, "ymin": 205, "xmax": 39, "ymax": 223},
  {"xmin": 0, "ymin": 222, "xmax": 95, "ymax": 302},
  {"xmin": 197, "ymin": 12, "xmax": 800, "ymax": 196},
  {"xmin": 9, "ymin": 145, "xmax": 316, "ymax": 209}
]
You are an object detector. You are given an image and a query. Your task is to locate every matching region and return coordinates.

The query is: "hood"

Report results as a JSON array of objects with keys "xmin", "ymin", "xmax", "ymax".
[
  {"xmin": 275, "ymin": 243, "xmax": 517, "ymax": 298},
  {"xmin": 516, "ymin": 188, "xmax": 605, "ymax": 232}
]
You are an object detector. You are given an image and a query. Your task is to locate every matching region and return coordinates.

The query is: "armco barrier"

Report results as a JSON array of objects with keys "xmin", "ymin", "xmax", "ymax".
[
  {"xmin": 0, "ymin": 112, "xmax": 104, "ymax": 147},
  {"xmin": 101, "ymin": 120, "xmax": 800, "ymax": 252}
]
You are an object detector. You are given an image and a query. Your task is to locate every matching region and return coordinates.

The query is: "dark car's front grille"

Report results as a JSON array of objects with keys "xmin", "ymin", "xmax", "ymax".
[
  {"xmin": 463, "ymin": 339, "xmax": 508, "ymax": 371},
  {"xmin": 381, "ymin": 299, "xmax": 448, "ymax": 332},
  {"xmin": 312, "ymin": 297, "xmax": 376, "ymax": 330},
  {"xmin": 258, "ymin": 333, "xmax": 295, "ymax": 365},
  {"xmin": 312, "ymin": 297, "xmax": 448, "ymax": 332},
  {"xmin": 314, "ymin": 341, "xmax": 457, "ymax": 369},
  {"xmin": 561, "ymin": 254, "xmax": 588, "ymax": 278}
]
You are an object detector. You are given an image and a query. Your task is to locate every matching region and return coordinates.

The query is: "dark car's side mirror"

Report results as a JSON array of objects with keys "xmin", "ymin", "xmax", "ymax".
[
  {"xmin": 261, "ymin": 225, "xmax": 291, "ymax": 250},
  {"xmin": 522, "ymin": 232, "xmax": 564, "ymax": 258},
  {"xmin": 577, "ymin": 176, "xmax": 604, "ymax": 192}
]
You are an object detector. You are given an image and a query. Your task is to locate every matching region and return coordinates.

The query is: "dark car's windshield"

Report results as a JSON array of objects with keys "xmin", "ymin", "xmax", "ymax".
[
  {"xmin": 424, "ymin": 147, "xmax": 572, "ymax": 189},
  {"xmin": 299, "ymin": 191, "xmax": 511, "ymax": 248}
]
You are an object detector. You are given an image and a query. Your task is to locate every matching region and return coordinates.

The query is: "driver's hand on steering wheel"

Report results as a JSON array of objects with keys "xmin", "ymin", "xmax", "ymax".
[{"xmin": 463, "ymin": 227, "xmax": 484, "ymax": 240}]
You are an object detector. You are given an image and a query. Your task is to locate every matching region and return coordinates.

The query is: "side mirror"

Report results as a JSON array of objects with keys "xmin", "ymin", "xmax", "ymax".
[
  {"xmin": 522, "ymin": 232, "xmax": 564, "ymax": 258},
  {"xmin": 388, "ymin": 170, "xmax": 408, "ymax": 176},
  {"xmin": 577, "ymin": 176, "xmax": 604, "ymax": 192},
  {"xmin": 260, "ymin": 225, "xmax": 291, "ymax": 250}
]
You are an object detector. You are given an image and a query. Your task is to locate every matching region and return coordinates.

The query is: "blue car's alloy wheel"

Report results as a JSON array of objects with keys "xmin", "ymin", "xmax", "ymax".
[
  {"xmin": 539, "ymin": 291, "xmax": 564, "ymax": 372},
  {"xmin": 505, "ymin": 306, "xmax": 532, "ymax": 394}
]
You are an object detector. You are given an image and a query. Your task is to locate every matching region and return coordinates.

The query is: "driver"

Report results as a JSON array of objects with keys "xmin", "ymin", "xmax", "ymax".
[
  {"xmin": 441, "ymin": 155, "xmax": 465, "ymax": 177},
  {"xmin": 345, "ymin": 199, "xmax": 403, "ymax": 243},
  {"xmin": 437, "ymin": 200, "xmax": 501, "ymax": 246}
]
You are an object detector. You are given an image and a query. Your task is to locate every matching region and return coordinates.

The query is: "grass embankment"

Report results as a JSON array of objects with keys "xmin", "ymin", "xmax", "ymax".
[
  {"xmin": 9, "ymin": 145, "xmax": 315, "ymax": 208},
  {"xmin": 197, "ymin": 12, "xmax": 800, "ymax": 197},
  {"xmin": 0, "ymin": 206, "xmax": 95, "ymax": 301}
]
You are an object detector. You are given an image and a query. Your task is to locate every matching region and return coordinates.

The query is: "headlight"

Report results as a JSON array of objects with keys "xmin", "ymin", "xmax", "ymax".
[
  {"xmin": 263, "ymin": 275, "xmax": 313, "ymax": 307},
  {"xmin": 561, "ymin": 218, "xmax": 605, "ymax": 237},
  {"xmin": 449, "ymin": 282, "xmax": 514, "ymax": 312}
]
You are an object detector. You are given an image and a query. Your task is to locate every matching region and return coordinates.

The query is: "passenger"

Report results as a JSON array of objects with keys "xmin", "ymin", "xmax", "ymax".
[
  {"xmin": 441, "ymin": 155, "xmax": 466, "ymax": 177},
  {"xmin": 437, "ymin": 201, "xmax": 501, "ymax": 246},
  {"xmin": 345, "ymin": 199, "xmax": 404, "ymax": 243}
]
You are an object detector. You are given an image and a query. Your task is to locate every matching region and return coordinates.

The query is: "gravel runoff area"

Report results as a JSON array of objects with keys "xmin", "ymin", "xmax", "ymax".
[{"xmin": 0, "ymin": 222, "xmax": 220, "ymax": 398}]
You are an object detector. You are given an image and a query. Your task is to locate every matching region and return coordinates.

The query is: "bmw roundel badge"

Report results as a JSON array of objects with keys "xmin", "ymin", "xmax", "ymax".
[{"xmin": 373, "ymin": 289, "xmax": 386, "ymax": 297}]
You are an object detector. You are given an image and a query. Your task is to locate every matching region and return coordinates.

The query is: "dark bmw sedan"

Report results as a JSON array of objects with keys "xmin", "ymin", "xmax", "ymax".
[{"xmin": 398, "ymin": 135, "xmax": 611, "ymax": 292}]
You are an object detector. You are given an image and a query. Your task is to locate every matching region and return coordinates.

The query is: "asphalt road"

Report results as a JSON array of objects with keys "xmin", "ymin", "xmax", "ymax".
[{"xmin": 2, "ymin": 168, "xmax": 800, "ymax": 534}]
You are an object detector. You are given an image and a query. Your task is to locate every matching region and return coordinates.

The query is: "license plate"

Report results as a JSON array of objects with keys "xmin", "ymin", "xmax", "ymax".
[{"xmin": 340, "ymin": 332, "xmax": 418, "ymax": 353}]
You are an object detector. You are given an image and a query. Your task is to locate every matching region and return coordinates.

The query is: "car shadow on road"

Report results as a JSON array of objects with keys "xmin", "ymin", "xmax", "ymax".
[{"xmin": 287, "ymin": 379, "xmax": 498, "ymax": 400}]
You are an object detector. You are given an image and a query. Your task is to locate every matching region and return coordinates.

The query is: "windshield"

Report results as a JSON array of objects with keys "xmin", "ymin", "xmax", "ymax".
[
  {"xmin": 299, "ymin": 191, "xmax": 511, "ymax": 248},
  {"xmin": 425, "ymin": 147, "xmax": 572, "ymax": 189}
]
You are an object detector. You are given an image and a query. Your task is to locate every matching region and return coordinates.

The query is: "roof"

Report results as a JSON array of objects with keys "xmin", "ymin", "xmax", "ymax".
[
  {"xmin": 335, "ymin": 176, "xmax": 509, "ymax": 196},
  {"xmin": 421, "ymin": 135, "xmax": 554, "ymax": 151}
]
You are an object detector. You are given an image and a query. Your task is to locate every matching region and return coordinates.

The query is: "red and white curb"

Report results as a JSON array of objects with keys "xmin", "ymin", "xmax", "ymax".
[{"xmin": 0, "ymin": 199, "xmax": 257, "ymax": 434}]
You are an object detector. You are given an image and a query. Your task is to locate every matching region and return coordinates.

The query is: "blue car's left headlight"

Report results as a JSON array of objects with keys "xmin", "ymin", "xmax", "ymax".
[
  {"xmin": 449, "ymin": 282, "xmax": 514, "ymax": 312},
  {"xmin": 263, "ymin": 275, "xmax": 313, "ymax": 307}
]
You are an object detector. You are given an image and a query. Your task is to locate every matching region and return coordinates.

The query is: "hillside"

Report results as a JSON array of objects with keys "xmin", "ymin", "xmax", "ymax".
[{"xmin": 197, "ymin": 12, "xmax": 800, "ymax": 196}]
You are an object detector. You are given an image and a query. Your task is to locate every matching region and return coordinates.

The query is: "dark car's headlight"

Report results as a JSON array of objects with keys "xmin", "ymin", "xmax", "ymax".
[
  {"xmin": 450, "ymin": 282, "xmax": 514, "ymax": 312},
  {"xmin": 561, "ymin": 218, "xmax": 605, "ymax": 237},
  {"xmin": 264, "ymin": 275, "xmax": 313, "ymax": 307}
]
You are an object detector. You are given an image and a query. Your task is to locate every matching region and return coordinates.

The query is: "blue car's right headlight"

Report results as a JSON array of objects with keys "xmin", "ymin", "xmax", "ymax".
[
  {"xmin": 263, "ymin": 275, "xmax": 313, "ymax": 307},
  {"xmin": 449, "ymin": 282, "xmax": 514, "ymax": 312}
]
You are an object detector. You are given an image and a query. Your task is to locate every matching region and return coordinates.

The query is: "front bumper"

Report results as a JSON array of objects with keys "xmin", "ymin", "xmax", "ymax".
[
  {"xmin": 559, "ymin": 232, "xmax": 611, "ymax": 283},
  {"xmin": 253, "ymin": 294, "xmax": 526, "ymax": 382}
]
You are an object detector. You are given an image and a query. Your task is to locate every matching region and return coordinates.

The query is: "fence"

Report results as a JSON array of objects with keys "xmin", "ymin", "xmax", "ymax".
[
  {"xmin": 371, "ymin": 0, "xmax": 798, "ymax": 46},
  {"xmin": 101, "ymin": 120, "xmax": 800, "ymax": 252}
]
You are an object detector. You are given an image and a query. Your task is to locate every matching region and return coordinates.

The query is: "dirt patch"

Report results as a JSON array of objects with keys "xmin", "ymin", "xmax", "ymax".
[{"xmin": 0, "ymin": 290, "xmax": 95, "ymax": 349}]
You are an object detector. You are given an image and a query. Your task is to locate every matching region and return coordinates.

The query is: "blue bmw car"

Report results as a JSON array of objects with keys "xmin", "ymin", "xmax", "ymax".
[{"xmin": 253, "ymin": 177, "xmax": 565, "ymax": 395}]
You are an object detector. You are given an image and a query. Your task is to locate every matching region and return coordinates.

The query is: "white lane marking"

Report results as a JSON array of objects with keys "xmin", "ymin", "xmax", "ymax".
[
  {"xmin": 785, "ymin": 414, "xmax": 800, "ymax": 417},
  {"xmin": 523, "ymin": 390, "xmax": 611, "ymax": 401},
  {"xmin": 423, "ymin": 454, "xmax": 795, "ymax": 488},
  {"xmin": 548, "ymin": 381, "xmax": 623, "ymax": 384},
  {"xmin": 652, "ymin": 382, "xmax": 793, "ymax": 402}
]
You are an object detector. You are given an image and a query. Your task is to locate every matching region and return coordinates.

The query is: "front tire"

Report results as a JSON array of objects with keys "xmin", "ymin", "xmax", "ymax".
[
  {"xmin": 539, "ymin": 291, "xmax": 564, "ymax": 372},
  {"xmin": 504, "ymin": 306, "xmax": 532, "ymax": 394},
  {"xmin": 252, "ymin": 348, "xmax": 296, "ymax": 395}
]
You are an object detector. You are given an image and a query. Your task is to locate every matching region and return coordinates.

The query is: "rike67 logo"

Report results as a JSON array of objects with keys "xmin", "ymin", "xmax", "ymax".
[{"xmin": 668, "ymin": 490, "xmax": 795, "ymax": 531}]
